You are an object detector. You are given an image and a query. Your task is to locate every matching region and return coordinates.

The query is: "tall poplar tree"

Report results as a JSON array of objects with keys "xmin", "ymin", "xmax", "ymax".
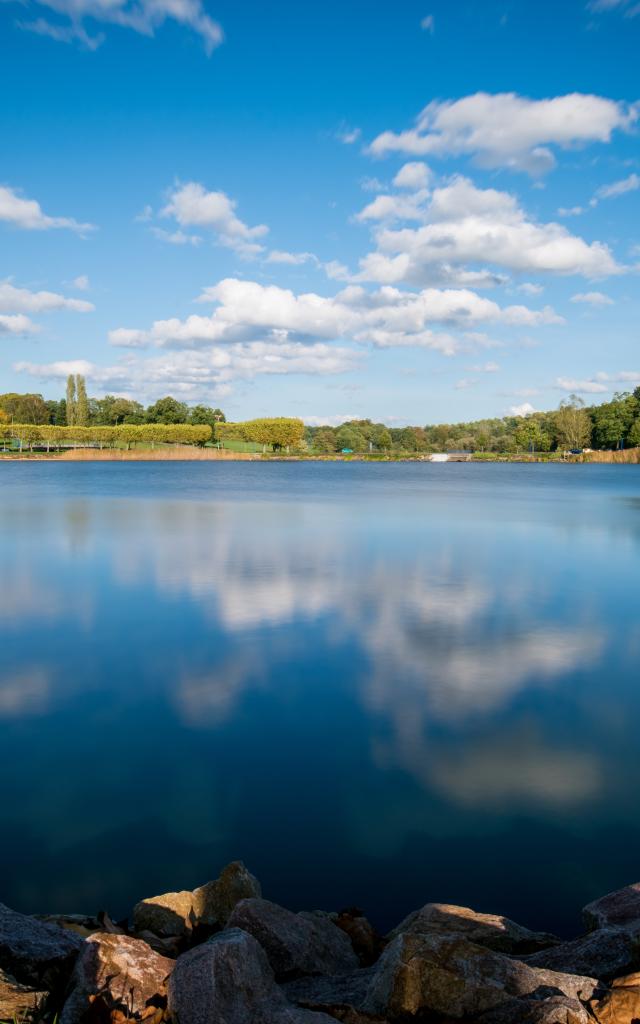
[
  {"xmin": 76, "ymin": 375, "xmax": 89, "ymax": 426},
  {"xmin": 66, "ymin": 375, "xmax": 77, "ymax": 426}
]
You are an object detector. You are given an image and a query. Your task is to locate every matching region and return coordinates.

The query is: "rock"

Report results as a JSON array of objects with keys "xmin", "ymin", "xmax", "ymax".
[
  {"xmin": 60, "ymin": 932, "xmax": 174, "ymax": 1024},
  {"xmin": 227, "ymin": 897, "xmax": 359, "ymax": 979},
  {"xmin": 132, "ymin": 860, "xmax": 261, "ymax": 938},
  {"xmin": 524, "ymin": 928, "xmax": 637, "ymax": 981},
  {"xmin": 477, "ymin": 995, "xmax": 592, "ymax": 1023},
  {"xmin": 588, "ymin": 970, "xmax": 640, "ymax": 1024},
  {"xmin": 334, "ymin": 909, "xmax": 385, "ymax": 966},
  {"xmin": 167, "ymin": 927, "xmax": 336, "ymax": 1024},
  {"xmin": 360, "ymin": 932, "xmax": 600, "ymax": 1020},
  {"xmin": 191, "ymin": 860, "xmax": 262, "ymax": 929},
  {"xmin": 284, "ymin": 969, "xmax": 379, "ymax": 1018},
  {"xmin": 583, "ymin": 882, "xmax": 640, "ymax": 938},
  {"xmin": 0, "ymin": 902, "xmax": 83, "ymax": 989},
  {"xmin": 0, "ymin": 967, "xmax": 48, "ymax": 1020},
  {"xmin": 388, "ymin": 902, "xmax": 559, "ymax": 955}
]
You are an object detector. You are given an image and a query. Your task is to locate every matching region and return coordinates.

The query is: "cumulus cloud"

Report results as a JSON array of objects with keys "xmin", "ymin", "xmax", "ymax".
[
  {"xmin": 158, "ymin": 183, "xmax": 268, "ymax": 257},
  {"xmin": 570, "ymin": 290, "xmax": 614, "ymax": 305},
  {"xmin": 266, "ymin": 250, "xmax": 317, "ymax": 265},
  {"xmin": 107, "ymin": 277, "xmax": 561, "ymax": 356},
  {"xmin": 517, "ymin": 282, "xmax": 544, "ymax": 295},
  {"xmin": 593, "ymin": 173, "xmax": 640, "ymax": 201},
  {"xmin": 356, "ymin": 176, "xmax": 622, "ymax": 285},
  {"xmin": 0, "ymin": 314, "xmax": 39, "ymax": 336},
  {"xmin": 393, "ymin": 162, "xmax": 432, "ymax": 189},
  {"xmin": 367, "ymin": 92, "xmax": 637, "ymax": 174},
  {"xmin": 12, "ymin": 0, "xmax": 223, "ymax": 53},
  {"xmin": 0, "ymin": 185, "xmax": 94, "ymax": 233},
  {"xmin": 555, "ymin": 376, "xmax": 608, "ymax": 393},
  {"xmin": 0, "ymin": 280, "xmax": 94, "ymax": 314},
  {"xmin": 508, "ymin": 402, "xmax": 536, "ymax": 415},
  {"xmin": 304, "ymin": 414, "xmax": 360, "ymax": 427}
]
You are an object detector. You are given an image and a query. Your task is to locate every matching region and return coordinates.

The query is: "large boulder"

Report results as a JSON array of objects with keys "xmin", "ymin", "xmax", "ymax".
[
  {"xmin": 0, "ymin": 967, "xmax": 48, "ymax": 1020},
  {"xmin": 588, "ymin": 970, "xmax": 640, "ymax": 1024},
  {"xmin": 284, "ymin": 969, "xmax": 379, "ymax": 1019},
  {"xmin": 60, "ymin": 932, "xmax": 174, "ymax": 1024},
  {"xmin": 524, "ymin": 928, "xmax": 637, "ymax": 981},
  {"xmin": 227, "ymin": 898, "xmax": 358, "ymax": 979},
  {"xmin": 0, "ymin": 902, "xmax": 83, "ymax": 989},
  {"xmin": 389, "ymin": 902, "xmax": 559, "ymax": 955},
  {"xmin": 583, "ymin": 882, "xmax": 640, "ymax": 938},
  {"xmin": 167, "ymin": 927, "xmax": 337, "ymax": 1024},
  {"xmin": 477, "ymin": 995, "xmax": 592, "ymax": 1023},
  {"xmin": 133, "ymin": 861, "xmax": 261, "ymax": 938},
  {"xmin": 361, "ymin": 932, "xmax": 600, "ymax": 1020}
]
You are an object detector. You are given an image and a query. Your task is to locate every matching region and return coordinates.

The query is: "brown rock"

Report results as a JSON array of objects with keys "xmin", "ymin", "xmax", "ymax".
[
  {"xmin": 0, "ymin": 902, "xmax": 83, "ymax": 989},
  {"xmin": 227, "ymin": 897, "xmax": 358, "ymax": 979},
  {"xmin": 478, "ymin": 995, "xmax": 592, "ymax": 1023},
  {"xmin": 167, "ymin": 927, "xmax": 337, "ymax": 1024},
  {"xmin": 583, "ymin": 882, "xmax": 640, "ymax": 938},
  {"xmin": 334, "ymin": 909, "xmax": 385, "ymax": 966},
  {"xmin": 132, "ymin": 861, "xmax": 261, "ymax": 938},
  {"xmin": 588, "ymin": 970, "xmax": 640, "ymax": 1024},
  {"xmin": 60, "ymin": 932, "xmax": 174, "ymax": 1024},
  {"xmin": 524, "ymin": 928, "xmax": 636, "ymax": 981},
  {"xmin": 0, "ymin": 967, "xmax": 48, "ymax": 1020},
  {"xmin": 389, "ymin": 902, "xmax": 559, "ymax": 954},
  {"xmin": 361, "ymin": 932, "xmax": 600, "ymax": 1020}
]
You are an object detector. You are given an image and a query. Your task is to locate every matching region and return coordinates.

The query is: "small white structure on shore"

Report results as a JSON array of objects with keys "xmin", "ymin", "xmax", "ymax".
[{"xmin": 429, "ymin": 453, "xmax": 449, "ymax": 462}]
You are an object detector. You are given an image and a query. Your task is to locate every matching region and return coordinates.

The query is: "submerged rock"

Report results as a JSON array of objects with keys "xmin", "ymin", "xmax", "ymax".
[
  {"xmin": 583, "ymin": 882, "xmax": 640, "ymax": 938},
  {"xmin": 60, "ymin": 932, "xmax": 174, "ymax": 1024},
  {"xmin": 227, "ymin": 898, "xmax": 359, "ymax": 979},
  {"xmin": 133, "ymin": 860, "xmax": 261, "ymax": 938},
  {"xmin": 361, "ymin": 932, "xmax": 600, "ymax": 1020},
  {"xmin": 167, "ymin": 927, "xmax": 336, "ymax": 1024},
  {"xmin": 0, "ymin": 902, "xmax": 83, "ymax": 989},
  {"xmin": 388, "ymin": 902, "xmax": 559, "ymax": 954},
  {"xmin": 524, "ymin": 927, "xmax": 637, "ymax": 981},
  {"xmin": 0, "ymin": 967, "xmax": 48, "ymax": 1020}
]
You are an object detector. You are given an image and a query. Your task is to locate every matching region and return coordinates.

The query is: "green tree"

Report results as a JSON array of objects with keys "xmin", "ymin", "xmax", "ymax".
[
  {"xmin": 188, "ymin": 405, "xmax": 226, "ymax": 429},
  {"xmin": 66, "ymin": 376, "xmax": 77, "ymax": 426},
  {"xmin": 313, "ymin": 428, "xmax": 338, "ymax": 453},
  {"xmin": 371, "ymin": 424, "xmax": 392, "ymax": 450},
  {"xmin": 627, "ymin": 418, "xmax": 640, "ymax": 448},
  {"xmin": 76, "ymin": 375, "xmax": 89, "ymax": 426},
  {"xmin": 335, "ymin": 424, "xmax": 367, "ymax": 452},
  {"xmin": 555, "ymin": 395, "xmax": 592, "ymax": 450},
  {"xmin": 0, "ymin": 392, "xmax": 50, "ymax": 424},
  {"xmin": 146, "ymin": 396, "xmax": 189, "ymax": 424}
]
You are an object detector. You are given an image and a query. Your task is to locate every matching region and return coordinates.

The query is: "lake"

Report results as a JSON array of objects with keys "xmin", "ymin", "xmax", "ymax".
[{"xmin": 1, "ymin": 461, "xmax": 639, "ymax": 937}]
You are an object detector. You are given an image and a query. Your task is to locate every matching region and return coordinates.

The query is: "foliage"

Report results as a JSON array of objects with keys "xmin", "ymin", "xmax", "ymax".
[
  {"xmin": 217, "ymin": 417, "xmax": 305, "ymax": 450},
  {"xmin": 3, "ymin": 423, "xmax": 212, "ymax": 450}
]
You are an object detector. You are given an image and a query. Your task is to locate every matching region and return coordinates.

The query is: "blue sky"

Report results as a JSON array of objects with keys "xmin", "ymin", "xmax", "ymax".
[{"xmin": 1, "ymin": 0, "xmax": 639, "ymax": 425}]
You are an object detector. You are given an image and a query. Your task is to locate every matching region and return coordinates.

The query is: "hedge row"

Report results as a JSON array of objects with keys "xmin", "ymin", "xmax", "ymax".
[
  {"xmin": 216, "ymin": 417, "xmax": 305, "ymax": 448},
  {"xmin": 1, "ymin": 423, "xmax": 213, "ymax": 449}
]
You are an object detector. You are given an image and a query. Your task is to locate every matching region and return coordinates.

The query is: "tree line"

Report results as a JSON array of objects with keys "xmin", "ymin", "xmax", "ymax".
[{"xmin": 1, "ymin": 423, "xmax": 213, "ymax": 452}]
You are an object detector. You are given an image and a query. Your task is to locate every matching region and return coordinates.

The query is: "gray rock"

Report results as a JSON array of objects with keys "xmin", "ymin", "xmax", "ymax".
[
  {"xmin": 478, "ymin": 995, "xmax": 592, "ymax": 1023},
  {"xmin": 583, "ymin": 881, "xmax": 640, "ymax": 938},
  {"xmin": 60, "ymin": 932, "xmax": 174, "ymax": 1024},
  {"xmin": 284, "ymin": 968, "xmax": 379, "ymax": 1017},
  {"xmin": 361, "ymin": 932, "xmax": 601, "ymax": 1020},
  {"xmin": 389, "ymin": 902, "xmax": 559, "ymax": 954},
  {"xmin": 167, "ymin": 927, "xmax": 336, "ymax": 1024},
  {"xmin": 133, "ymin": 860, "xmax": 261, "ymax": 938},
  {"xmin": 227, "ymin": 897, "xmax": 359, "ymax": 979},
  {"xmin": 524, "ymin": 927, "xmax": 637, "ymax": 981},
  {"xmin": 0, "ymin": 902, "xmax": 83, "ymax": 989},
  {"xmin": 0, "ymin": 967, "xmax": 48, "ymax": 1020}
]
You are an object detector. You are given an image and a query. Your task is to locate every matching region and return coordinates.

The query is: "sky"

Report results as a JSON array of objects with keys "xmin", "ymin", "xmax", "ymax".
[{"xmin": 1, "ymin": 0, "xmax": 639, "ymax": 425}]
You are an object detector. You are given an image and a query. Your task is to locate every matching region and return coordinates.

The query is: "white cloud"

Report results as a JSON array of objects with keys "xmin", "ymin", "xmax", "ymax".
[
  {"xmin": 159, "ymin": 182, "xmax": 268, "ymax": 258},
  {"xmin": 0, "ymin": 314, "xmax": 39, "ymax": 336},
  {"xmin": 393, "ymin": 162, "xmax": 432, "ymax": 189},
  {"xmin": 517, "ymin": 282, "xmax": 544, "ymax": 295},
  {"xmin": 356, "ymin": 176, "xmax": 622, "ymax": 285},
  {"xmin": 73, "ymin": 275, "xmax": 90, "ymax": 290},
  {"xmin": 127, "ymin": 277, "xmax": 558, "ymax": 349},
  {"xmin": 470, "ymin": 360, "xmax": 500, "ymax": 372},
  {"xmin": 570, "ymin": 290, "xmax": 614, "ymax": 305},
  {"xmin": 151, "ymin": 226, "xmax": 202, "ymax": 246},
  {"xmin": 555, "ymin": 376, "xmax": 608, "ymax": 393},
  {"xmin": 266, "ymin": 250, "xmax": 317, "ymax": 265},
  {"xmin": 587, "ymin": 0, "xmax": 640, "ymax": 16},
  {"xmin": 594, "ymin": 173, "xmax": 640, "ymax": 201},
  {"xmin": 13, "ymin": 0, "xmax": 223, "ymax": 53},
  {"xmin": 336, "ymin": 125, "xmax": 361, "ymax": 145},
  {"xmin": 420, "ymin": 14, "xmax": 435, "ymax": 32},
  {"xmin": 595, "ymin": 370, "xmax": 640, "ymax": 383},
  {"xmin": 367, "ymin": 92, "xmax": 637, "ymax": 174},
  {"xmin": 454, "ymin": 377, "xmax": 477, "ymax": 390},
  {"xmin": 0, "ymin": 185, "xmax": 94, "ymax": 233},
  {"xmin": 304, "ymin": 414, "xmax": 360, "ymax": 427},
  {"xmin": 558, "ymin": 206, "xmax": 586, "ymax": 217},
  {"xmin": 508, "ymin": 402, "xmax": 536, "ymax": 415},
  {"xmin": 0, "ymin": 280, "xmax": 94, "ymax": 314}
]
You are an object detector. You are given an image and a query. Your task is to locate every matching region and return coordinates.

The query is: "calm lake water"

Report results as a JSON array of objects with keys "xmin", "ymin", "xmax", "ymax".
[{"xmin": 1, "ymin": 461, "xmax": 640, "ymax": 936}]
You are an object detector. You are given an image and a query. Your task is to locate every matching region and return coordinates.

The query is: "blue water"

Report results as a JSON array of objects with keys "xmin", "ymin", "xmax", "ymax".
[{"xmin": 1, "ymin": 461, "xmax": 639, "ymax": 936}]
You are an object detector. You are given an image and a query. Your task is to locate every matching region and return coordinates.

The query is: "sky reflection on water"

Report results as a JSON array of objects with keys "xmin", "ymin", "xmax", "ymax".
[{"xmin": 1, "ymin": 462, "xmax": 639, "ymax": 934}]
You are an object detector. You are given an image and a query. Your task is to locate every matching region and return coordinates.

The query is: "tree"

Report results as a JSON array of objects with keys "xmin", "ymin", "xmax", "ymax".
[
  {"xmin": 0, "ymin": 392, "xmax": 50, "ymax": 424},
  {"xmin": 76, "ymin": 375, "xmax": 89, "ymax": 427},
  {"xmin": 313, "ymin": 428, "xmax": 338, "ymax": 453},
  {"xmin": 627, "ymin": 418, "xmax": 640, "ymax": 448},
  {"xmin": 371, "ymin": 424, "xmax": 392, "ymax": 450},
  {"xmin": 555, "ymin": 395, "xmax": 592, "ymax": 450},
  {"xmin": 335, "ymin": 424, "xmax": 367, "ymax": 452},
  {"xmin": 592, "ymin": 392, "xmax": 638, "ymax": 449},
  {"xmin": 514, "ymin": 418, "xmax": 551, "ymax": 453},
  {"xmin": 66, "ymin": 376, "xmax": 77, "ymax": 426},
  {"xmin": 146, "ymin": 396, "xmax": 189, "ymax": 424},
  {"xmin": 188, "ymin": 405, "xmax": 226, "ymax": 428}
]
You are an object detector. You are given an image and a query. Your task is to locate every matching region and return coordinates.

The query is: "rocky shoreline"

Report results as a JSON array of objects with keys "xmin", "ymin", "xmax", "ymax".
[{"xmin": 2, "ymin": 863, "xmax": 640, "ymax": 1023}]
